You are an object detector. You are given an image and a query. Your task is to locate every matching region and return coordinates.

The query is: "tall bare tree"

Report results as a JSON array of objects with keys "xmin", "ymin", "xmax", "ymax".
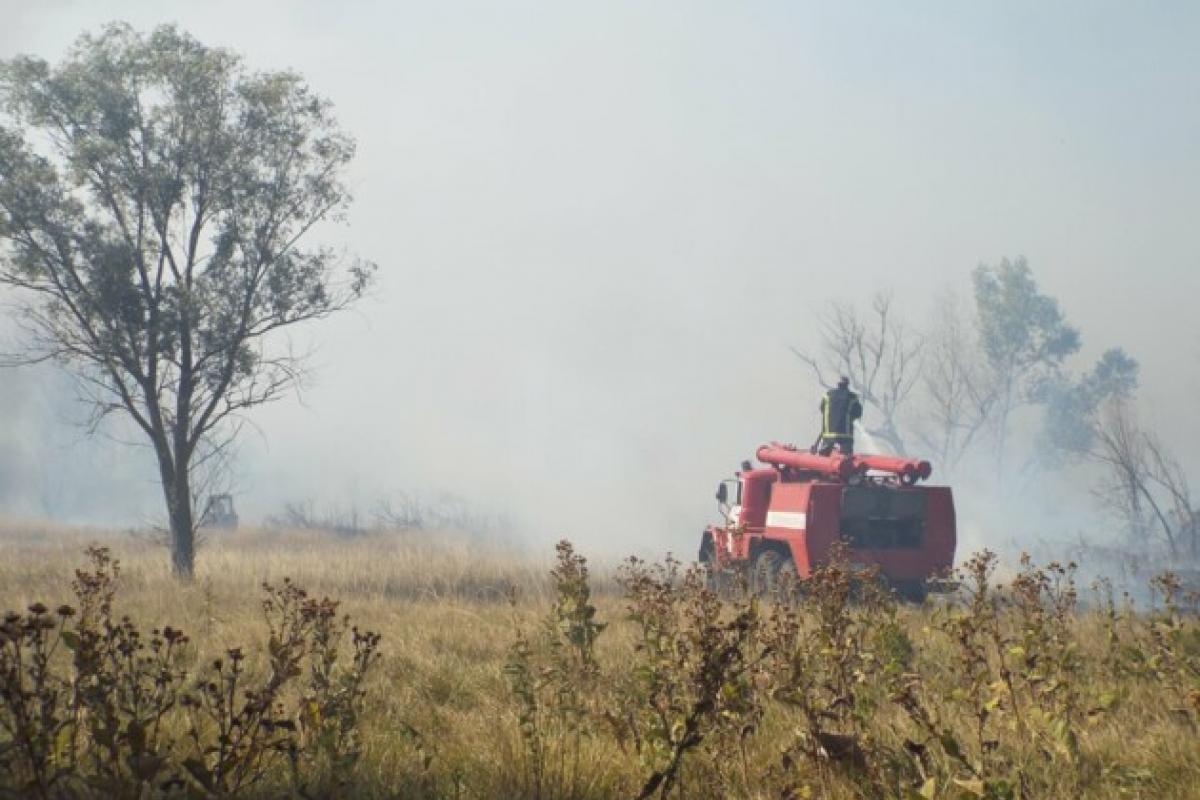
[
  {"xmin": 0, "ymin": 25, "xmax": 374, "ymax": 577},
  {"xmin": 913, "ymin": 290, "xmax": 997, "ymax": 472},
  {"xmin": 1091, "ymin": 400, "xmax": 1198, "ymax": 560},
  {"xmin": 793, "ymin": 291, "xmax": 922, "ymax": 454}
]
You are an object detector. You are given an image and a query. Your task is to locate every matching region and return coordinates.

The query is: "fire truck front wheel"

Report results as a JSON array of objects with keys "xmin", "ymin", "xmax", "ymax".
[
  {"xmin": 752, "ymin": 550, "xmax": 784, "ymax": 596},
  {"xmin": 699, "ymin": 534, "xmax": 731, "ymax": 594},
  {"xmin": 699, "ymin": 535, "xmax": 717, "ymax": 590}
]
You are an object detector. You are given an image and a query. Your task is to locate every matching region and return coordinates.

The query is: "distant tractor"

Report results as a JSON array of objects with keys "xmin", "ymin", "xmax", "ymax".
[
  {"xmin": 699, "ymin": 443, "xmax": 956, "ymax": 600},
  {"xmin": 200, "ymin": 494, "xmax": 239, "ymax": 530}
]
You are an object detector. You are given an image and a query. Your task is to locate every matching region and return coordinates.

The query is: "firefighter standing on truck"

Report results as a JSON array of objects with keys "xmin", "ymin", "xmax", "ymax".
[{"xmin": 817, "ymin": 376, "xmax": 863, "ymax": 455}]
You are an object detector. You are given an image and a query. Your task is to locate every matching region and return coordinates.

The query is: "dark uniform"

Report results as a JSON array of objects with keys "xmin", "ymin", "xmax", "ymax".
[{"xmin": 818, "ymin": 382, "xmax": 863, "ymax": 455}]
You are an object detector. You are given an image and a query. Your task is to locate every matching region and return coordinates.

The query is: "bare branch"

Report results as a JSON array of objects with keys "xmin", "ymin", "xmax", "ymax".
[
  {"xmin": 1088, "ymin": 399, "xmax": 1198, "ymax": 559},
  {"xmin": 913, "ymin": 290, "xmax": 997, "ymax": 470},
  {"xmin": 792, "ymin": 291, "xmax": 922, "ymax": 454}
]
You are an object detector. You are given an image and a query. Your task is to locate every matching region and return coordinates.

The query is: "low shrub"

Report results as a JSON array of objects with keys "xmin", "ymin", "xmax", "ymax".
[{"xmin": 0, "ymin": 547, "xmax": 381, "ymax": 799}]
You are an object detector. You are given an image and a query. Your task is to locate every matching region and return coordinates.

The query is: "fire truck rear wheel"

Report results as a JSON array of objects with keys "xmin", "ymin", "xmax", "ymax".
[
  {"xmin": 752, "ymin": 550, "xmax": 783, "ymax": 596},
  {"xmin": 892, "ymin": 579, "xmax": 928, "ymax": 603},
  {"xmin": 775, "ymin": 557, "xmax": 799, "ymax": 599}
]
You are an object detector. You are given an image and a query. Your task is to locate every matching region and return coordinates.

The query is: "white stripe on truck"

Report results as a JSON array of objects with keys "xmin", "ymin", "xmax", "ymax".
[{"xmin": 765, "ymin": 511, "xmax": 807, "ymax": 530}]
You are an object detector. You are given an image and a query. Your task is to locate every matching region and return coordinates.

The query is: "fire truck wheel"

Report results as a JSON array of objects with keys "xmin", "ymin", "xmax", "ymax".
[
  {"xmin": 892, "ymin": 580, "xmax": 928, "ymax": 603},
  {"xmin": 700, "ymin": 557, "xmax": 718, "ymax": 592},
  {"xmin": 699, "ymin": 537, "xmax": 730, "ymax": 595},
  {"xmin": 775, "ymin": 558, "xmax": 799, "ymax": 600},
  {"xmin": 752, "ymin": 550, "xmax": 782, "ymax": 596}
]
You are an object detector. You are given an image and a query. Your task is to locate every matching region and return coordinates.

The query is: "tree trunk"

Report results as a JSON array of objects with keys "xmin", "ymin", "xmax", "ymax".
[
  {"xmin": 993, "ymin": 377, "xmax": 1015, "ymax": 486},
  {"xmin": 153, "ymin": 437, "xmax": 196, "ymax": 580},
  {"xmin": 170, "ymin": 494, "xmax": 195, "ymax": 575},
  {"xmin": 169, "ymin": 481, "xmax": 196, "ymax": 580}
]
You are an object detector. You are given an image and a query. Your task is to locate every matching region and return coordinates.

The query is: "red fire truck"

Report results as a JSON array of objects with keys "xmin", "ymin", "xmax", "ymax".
[{"xmin": 699, "ymin": 443, "xmax": 956, "ymax": 600}]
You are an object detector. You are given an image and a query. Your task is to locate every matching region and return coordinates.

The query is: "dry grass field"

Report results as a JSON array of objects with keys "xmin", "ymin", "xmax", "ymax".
[{"xmin": 0, "ymin": 521, "xmax": 1198, "ymax": 799}]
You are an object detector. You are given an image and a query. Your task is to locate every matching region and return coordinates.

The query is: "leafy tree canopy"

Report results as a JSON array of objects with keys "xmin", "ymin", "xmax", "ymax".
[
  {"xmin": 1033, "ymin": 347, "xmax": 1140, "ymax": 460},
  {"xmin": 972, "ymin": 256, "xmax": 1081, "ymax": 388}
]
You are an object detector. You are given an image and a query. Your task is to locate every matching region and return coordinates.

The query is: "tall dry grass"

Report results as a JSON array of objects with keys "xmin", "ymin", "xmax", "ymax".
[{"xmin": 0, "ymin": 522, "xmax": 1198, "ymax": 799}]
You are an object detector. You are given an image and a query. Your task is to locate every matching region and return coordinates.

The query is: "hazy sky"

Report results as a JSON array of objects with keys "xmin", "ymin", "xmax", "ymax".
[{"xmin": 1, "ymin": 1, "xmax": 1197, "ymax": 554}]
